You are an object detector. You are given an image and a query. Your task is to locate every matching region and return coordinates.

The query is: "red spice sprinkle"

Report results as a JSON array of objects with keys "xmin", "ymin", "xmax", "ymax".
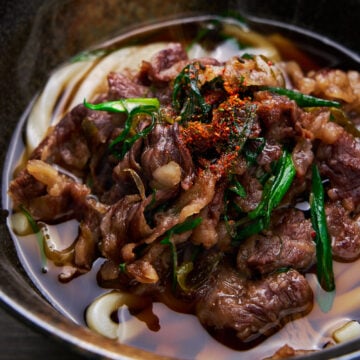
[
  {"xmin": 180, "ymin": 122, "xmax": 215, "ymax": 151},
  {"xmin": 209, "ymin": 151, "xmax": 238, "ymax": 177}
]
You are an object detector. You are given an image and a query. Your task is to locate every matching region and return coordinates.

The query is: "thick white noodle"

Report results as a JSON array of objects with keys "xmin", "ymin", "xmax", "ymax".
[
  {"xmin": 25, "ymin": 42, "xmax": 169, "ymax": 153},
  {"xmin": 222, "ymin": 24, "xmax": 281, "ymax": 62},
  {"xmin": 68, "ymin": 43, "xmax": 169, "ymax": 110},
  {"xmin": 26, "ymin": 61, "xmax": 94, "ymax": 153},
  {"xmin": 85, "ymin": 291, "xmax": 146, "ymax": 341},
  {"xmin": 333, "ymin": 321, "xmax": 360, "ymax": 343}
]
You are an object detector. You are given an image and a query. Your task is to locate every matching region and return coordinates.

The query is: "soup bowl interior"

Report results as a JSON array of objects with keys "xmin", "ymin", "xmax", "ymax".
[{"xmin": 0, "ymin": 0, "xmax": 360, "ymax": 359}]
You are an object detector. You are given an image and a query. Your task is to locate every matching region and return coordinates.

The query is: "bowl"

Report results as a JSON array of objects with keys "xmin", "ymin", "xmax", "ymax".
[{"xmin": 1, "ymin": 1, "xmax": 360, "ymax": 359}]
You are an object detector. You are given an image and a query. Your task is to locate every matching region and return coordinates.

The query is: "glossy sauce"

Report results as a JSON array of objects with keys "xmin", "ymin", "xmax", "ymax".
[{"xmin": 3, "ymin": 15, "xmax": 360, "ymax": 359}]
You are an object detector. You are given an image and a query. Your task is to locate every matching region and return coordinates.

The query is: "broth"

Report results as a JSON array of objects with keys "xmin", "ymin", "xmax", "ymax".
[{"xmin": 3, "ymin": 15, "xmax": 360, "ymax": 359}]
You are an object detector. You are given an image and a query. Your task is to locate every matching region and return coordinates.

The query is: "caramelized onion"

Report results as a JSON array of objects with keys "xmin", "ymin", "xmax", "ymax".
[
  {"xmin": 126, "ymin": 260, "xmax": 159, "ymax": 284},
  {"xmin": 151, "ymin": 161, "xmax": 182, "ymax": 189},
  {"xmin": 26, "ymin": 160, "xmax": 59, "ymax": 188},
  {"xmin": 39, "ymin": 222, "xmax": 75, "ymax": 266},
  {"xmin": 123, "ymin": 168, "xmax": 146, "ymax": 200},
  {"xmin": 177, "ymin": 170, "xmax": 216, "ymax": 223}
]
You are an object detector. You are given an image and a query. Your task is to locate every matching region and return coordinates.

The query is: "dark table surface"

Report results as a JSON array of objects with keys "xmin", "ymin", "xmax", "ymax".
[{"xmin": 0, "ymin": 305, "xmax": 86, "ymax": 360}]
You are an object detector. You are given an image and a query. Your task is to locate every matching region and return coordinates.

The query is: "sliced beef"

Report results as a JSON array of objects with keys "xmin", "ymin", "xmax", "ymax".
[
  {"xmin": 126, "ymin": 187, "xmax": 180, "ymax": 243},
  {"xmin": 138, "ymin": 42, "xmax": 188, "ymax": 85},
  {"xmin": 99, "ymin": 195, "xmax": 142, "ymax": 262},
  {"xmin": 255, "ymin": 91, "xmax": 343, "ymax": 146},
  {"xmin": 32, "ymin": 104, "xmax": 91, "ymax": 176},
  {"xmin": 141, "ymin": 122, "xmax": 195, "ymax": 190},
  {"xmin": 309, "ymin": 69, "xmax": 358, "ymax": 104},
  {"xmin": 326, "ymin": 201, "xmax": 360, "ymax": 261},
  {"xmin": 212, "ymin": 96, "xmax": 262, "ymax": 148},
  {"xmin": 98, "ymin": 242, "xmax": 172, "ymax": 296},
  {"xmin": 99, "ymin": 184, "xmax": 180, "ymax": 263},
  {"xmin": 107, "ymin": 71, "xmax": 150, "ymax": 100},
  {"xmin": 83, "ymin": 111, "xmax": 124, "ymax": 200},
  {"xmin": 9, "ymin": 160, "xmax": 91, "ymax": 222},
  {"xmin": 237, "ymin": 209, "xmax": 316, "ymax": 276},
  {"xmin": 142, "ymin": 169, "xmax": 217, "ymax": 245},
  {"xmin": 180, "ymin": 121, "xmax": 217, "ymax": 154},
  {"xmin": 196, "ymin": 266, "xmax": 313, "ymax": 343},
  {"xmin": 81, "ymin": 107, "xmax": 119, "ymax": 150},
  {"xmin": 8, "ymin": 168, "xmax": 47, "ymax": 211},
  {"xmin": 73, "ymin": 198, "xmax": 107, "ymax": 272},
  {"xmin": 99, "ymin": 138, "xmax": 144, "ymax": 204},
  {"xmin": 233, "ymin": 173, "xmax": 263, "ymax": 213},
  {"xmin": 97, "ymin": 259, "xmax": 123, "ymax": 289},
  {"xmin": 317, "ymin": 131, "xmax": 360, "ymax": 211},
  {"xmin": 10, "ymin": 159, "xmax": 107, "ymax": 280},
  {"xmin": 10, "ymin": 41, "xmax": 360, "ymax": 352},
  {"xmin": 292, "ymin": 138, "xmax": 314, "ymax": 177},
  {"xmin": 59, "ymin": 202, "xmax": 106, "ymax": 283},
  {"xmin": 255, "ymin": 91, "xmax": 302, "ymax": 143},
  {"xmin": 256, "ymin": 142, "xmax": 282, "ymax": 173},
  {"xmin": 125, "ymin": 241, "xmax": 173, "ymax": 286}
]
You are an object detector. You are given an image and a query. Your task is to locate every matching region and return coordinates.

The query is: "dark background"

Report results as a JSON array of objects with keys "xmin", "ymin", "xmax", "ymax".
[{"xmin": 0, "ymin": 306, "xmax": 83, "ymax": 359}]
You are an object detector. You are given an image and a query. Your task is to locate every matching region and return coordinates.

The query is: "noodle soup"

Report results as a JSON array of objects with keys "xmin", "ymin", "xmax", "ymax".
[{"xmin": 4, "ymin": 15, "xmax": 360, "ymax": 359}]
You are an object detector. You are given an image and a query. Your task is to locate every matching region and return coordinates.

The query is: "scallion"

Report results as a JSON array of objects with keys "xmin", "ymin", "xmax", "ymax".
[
  {"xmin": 310, "ymin": 164, "xmax": 335, "ymax": 292},
  {"xmin": 160, "ymin": 217, "xmax": 202, "ymax": 289},
  {"xmin": 248, "ymin": 149, "xmax": 296, "ymax": 227},
  {"xmin": 262, "ymin": 86, "xmax": 341, "ymax": 108},
  {"xmin": 84, "ymin": 98, "xmax": 159, "ymax": 159},
  {"xmin": 329, "ymin": 108, "xmax": 360, "ymax": 138},
  {"xmin": 242, "ymin": 137, "xmax": 266, "ymax": 164},
  {"xmin": 229, "ymin": 178, "xmax": 247, "ymax": 198},
  {"xmin": 84, "ymin": 97, "xmax": 159, "ymax": 113},
  {"xmin": 172, "ymin": 63, "xmax": 211, "ymax": 122},
  {"xmin": 20, "ymin": 206, "xmax": 47, "ymax": 273}
]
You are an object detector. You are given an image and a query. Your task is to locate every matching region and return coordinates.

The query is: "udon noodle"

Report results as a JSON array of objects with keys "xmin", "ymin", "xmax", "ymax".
[{"xmin": 5, "ymin": 15, "xmax": 360, "ymax": 359}]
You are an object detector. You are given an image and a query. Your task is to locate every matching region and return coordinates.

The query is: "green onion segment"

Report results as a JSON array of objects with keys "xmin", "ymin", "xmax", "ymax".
[
  {"xmin": 84, "ymin": 98, "xmax": 159, "ymax": 159},
  {"xmin": 310, "ymin": 165, "xmax": 335, "ymax": 292},
  {"xmin": 262, "ymin": 86, "xmax": 341, "ymax": 108},
  {"xmin": 161, "ymin": 217, "xmax": 202, "ymax": 289}
]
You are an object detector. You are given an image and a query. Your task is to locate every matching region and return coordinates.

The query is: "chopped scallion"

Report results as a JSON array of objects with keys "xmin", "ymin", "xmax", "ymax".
[
  {"xmin": 310, "ymin": 165, "xmax": 335, "ymax": 292},
  {"xmin": 160, "ymin": 217, "xmax": 202, "ymax": 290},
  {"xmin": 262, "ymin": 86, "xmax": 341, "ymax": 108},
  {"xmin": 172, "ymin": 63, "xmax": 211, "ymax": 122},
  {"xmin": 84, "ymin": 98, "xmax": 159, "ymax": 159},
  {"xmin": 248, "ymin": 149, "xmax": 296, "ymax": 227},
  {"xmin": 20, "ymin": 206, "xmax": 47, "ymax": 272}
]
